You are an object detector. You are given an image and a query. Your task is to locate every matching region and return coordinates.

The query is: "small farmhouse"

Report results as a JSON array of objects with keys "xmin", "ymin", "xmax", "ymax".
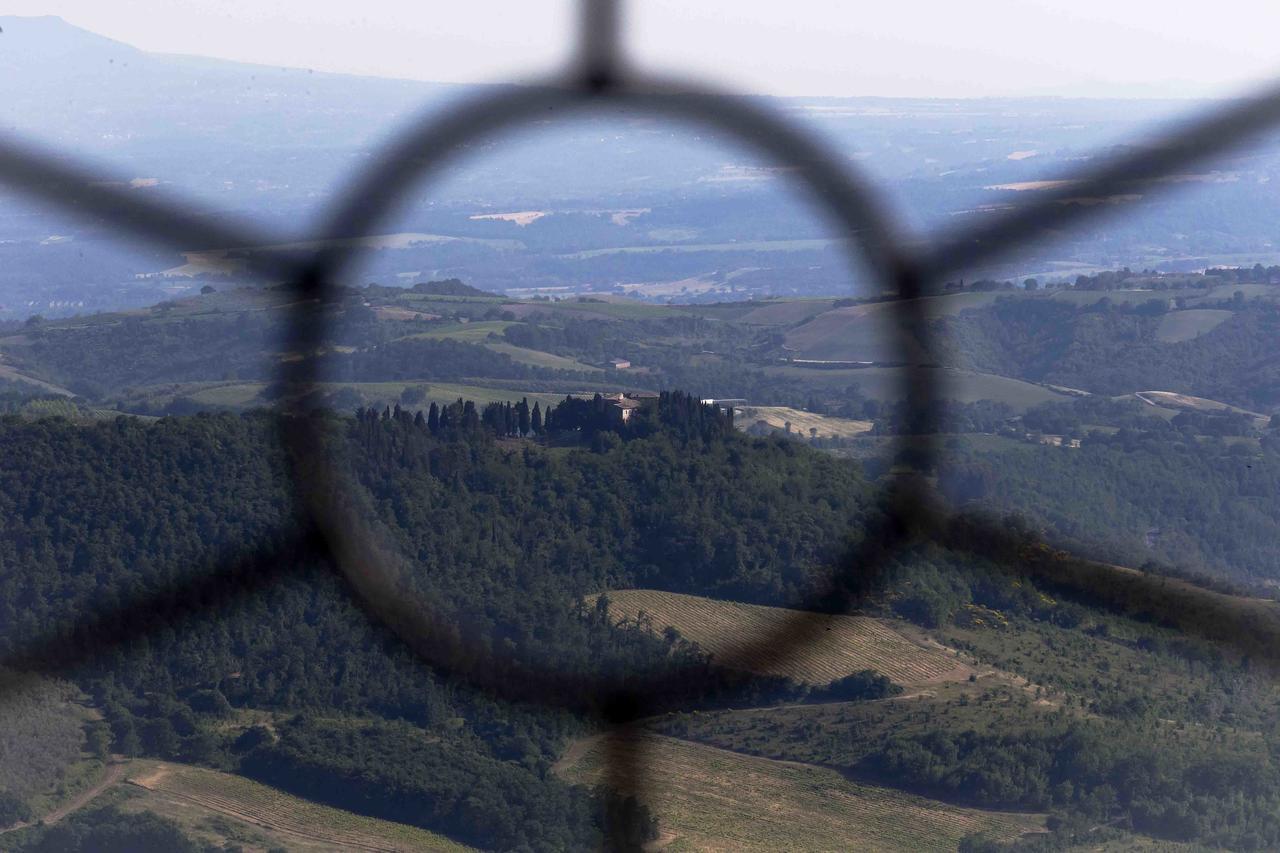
[
  {"xmin": 610, "ymin": 397, "xmax": 641, "ymax": 422},
  {"xmin": 1026, "ymin": 433, "xmax": 1081, "ymax": 449},
  {"xmin": 599, "ymin": 391, "xmax": 660, "ymax": 423}
]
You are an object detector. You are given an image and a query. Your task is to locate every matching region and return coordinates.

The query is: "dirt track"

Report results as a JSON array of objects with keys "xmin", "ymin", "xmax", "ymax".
[{"xmin": 0, "ymin": 758, "xmax": 127, "ymax": 834}]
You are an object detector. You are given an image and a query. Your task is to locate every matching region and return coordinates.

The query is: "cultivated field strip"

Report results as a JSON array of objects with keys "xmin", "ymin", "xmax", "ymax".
[
  {"xmin": 598, "ymin": 590, "xmax": 970, "ymax": 687},
  {"xmin": 735, "ymin": 405, "xmax": 873, "ymax": 438},
  {"xmin": 559, "ymin": 733, "xmax": 1045, "ymax": 852},
  {"xmin": 128, "ymin": 762, "xmax": 471, "ymax": 852}
]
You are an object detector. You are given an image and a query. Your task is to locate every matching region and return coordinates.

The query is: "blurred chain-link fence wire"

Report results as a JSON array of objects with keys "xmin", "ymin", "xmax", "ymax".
[{"xmin": 5, "ymin": 1, "xmax": 1280, "ymax": 848}]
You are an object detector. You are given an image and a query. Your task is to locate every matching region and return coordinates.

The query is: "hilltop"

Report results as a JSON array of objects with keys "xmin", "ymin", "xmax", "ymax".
[{"xmin": 409, "ymin": 278, "xmax": 499, "ymax": 298}]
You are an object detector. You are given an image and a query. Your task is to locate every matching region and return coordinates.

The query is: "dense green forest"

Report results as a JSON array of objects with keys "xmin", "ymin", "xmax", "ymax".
[
  {"xmin": 14, "ymin": 805, "xmax": 216, "ymax": 853},
  {"xmin": 241, "ymin": 716, "xmax": 603, "ymax": 850},
  {"xmin": 0, "ymin": 395, "xmax": 879, "ymax": 849},
  {"xmin": 935, "ymin": 417, "xmax": 1280, "ymax": 582},
  {"xmin": 0, "ymin": 671, "xmax": 85, "ymax": 822}
]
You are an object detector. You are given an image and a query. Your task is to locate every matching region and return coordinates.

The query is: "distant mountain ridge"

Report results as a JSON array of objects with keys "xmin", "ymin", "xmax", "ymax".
[
  {"xmin": 5, "ymin": 16, "xmax": 1280, "ymax": 323},
  {"xmin": 0, "ymin": 15, "xmax": 141, "ymax": 64}
]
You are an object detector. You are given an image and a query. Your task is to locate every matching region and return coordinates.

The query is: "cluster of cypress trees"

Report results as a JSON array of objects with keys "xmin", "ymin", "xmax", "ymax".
[
  {"xmin": 354, "ymin": 390, "xmax": 732, "ymax": 443},
  {"xmin": 356, "ymin": 397, "xmax": 543, "ymax": 437}
]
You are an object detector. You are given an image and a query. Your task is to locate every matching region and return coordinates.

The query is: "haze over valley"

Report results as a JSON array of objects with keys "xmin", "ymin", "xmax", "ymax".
[
  {"xmin": 6, "ymin": 10, "xmax": 1280, "ymax": 853},
  {"xmin": 7, "ymin": 16, "xmax": 1280, "ymax": 319}
]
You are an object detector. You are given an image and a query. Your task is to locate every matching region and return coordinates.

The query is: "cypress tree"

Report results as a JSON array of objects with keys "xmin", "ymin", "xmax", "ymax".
[{"xmin": 518, "ymin": 398, "xmax": 531, "ymax": 436}]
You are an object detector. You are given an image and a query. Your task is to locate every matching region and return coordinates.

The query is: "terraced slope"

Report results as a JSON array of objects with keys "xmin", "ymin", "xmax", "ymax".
[
  {"xmin": 557, "ymin": 732, "xmax": 1045, "ymax": 853},
  {"xmin": 596, "ymin": 589, "xmax": 971, "ymax": 687},
  {"xmin": 127, "ymin": 762, "xmax": 471, "ymax": 852}
]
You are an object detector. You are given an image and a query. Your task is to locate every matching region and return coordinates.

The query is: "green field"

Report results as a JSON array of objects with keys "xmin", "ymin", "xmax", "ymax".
[
  {"xmin": 16, "ymin": 398, "xmax": 91, "ymax": 419},
  {"xmin": 736, "ymin": 298, "xmax": 838, "ymax": 325},
  {"xmin": 1154, "ymin": 309, "xmax": 1234, "ymax": 342},
  {"xmin": 402, "ymin": 320, "xmax": 518, "ymax": 342},
  {"xmin": 0, "ymin": 361, "xmax": 73, "ymax": 396},
  {"xmin": 779, "ymin": 292, "xmax": 1020, "ymax": 362},
  {"xmin": 520, "ymin": 298, "xmax": 695, "ymax": 320},
  {"xmin": 556, "ymin": 733, "xmax": 1044, "ymax": 852},
  {"xmin": 182, "ymin": 382, "xmax": 270, "ymax": 407},
  {"xmin": 783, "ymin": 306, "xmax": 922, "ymax": 362},
  {"xmin": 1045, "ymin": 289, "xmax": 1171, "ymax": 307},
  {"xmin": 486, "ymin": 342, "xmax": 602, "ymax": 372},
  {"xmin": 1199, "ymin": 283, "xmax": 1280, "ymax": 301},
  {"xmin": 145, "ymin": 380, "xmax": 566, "ymax": 411},
  {"xmin": 399, "ymin": 319, "xmax": 601, "ymax": 371},
  {"xmin": 779, "ymin": 289, "xmax": 1208, "ymax": 364},
  {"xmin": 335, "ymin": 382, "xmax": 566, "ymax": 409},
  {"xmin": 766, "ymin": 365, "xmax": 1071, "ymax": 411}
]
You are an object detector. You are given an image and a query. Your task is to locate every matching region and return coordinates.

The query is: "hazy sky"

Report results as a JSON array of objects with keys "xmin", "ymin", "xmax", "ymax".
[{"xmin": 6, "ymin": 0, "xmax": 1280, "ymax": 98}]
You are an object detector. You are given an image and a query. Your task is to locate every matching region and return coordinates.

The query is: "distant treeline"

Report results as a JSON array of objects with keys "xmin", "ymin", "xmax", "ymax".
[
  {"xmin": 943, "ymin": 264, "xmax": 1280, "ymax": 294},
  {"xmin": 938, "ymin": 295, "xmax": 1280, "ymax": 409}
]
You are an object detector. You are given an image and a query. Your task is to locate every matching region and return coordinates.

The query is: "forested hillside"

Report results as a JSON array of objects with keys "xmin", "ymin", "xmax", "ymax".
[
  {"xmin": 0, "ymin": 394, "xmax": 877, "ymax": 849},
  {"xmin": 939, "ymin": 427, "xmax": 1280, "ymax": 581},
  {"xmin": 7, "ymin": 269, "xmax": 1280, "ymax": 849},
  {"xmin": 938, "ymin": 285, "xmax": 1280, "ymax": 410}
]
